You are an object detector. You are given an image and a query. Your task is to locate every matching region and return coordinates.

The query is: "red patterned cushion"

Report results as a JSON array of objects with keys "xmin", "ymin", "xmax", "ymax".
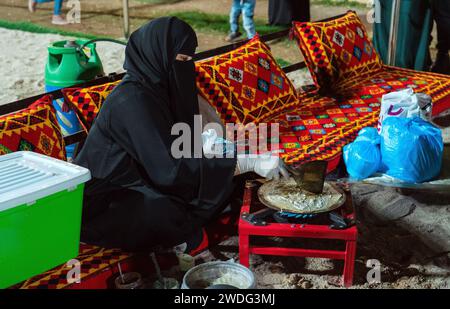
[
  {"xmin": 0, "ymin": 96, "xmax": 66, "ymax": 160},
  {"xmin": 292, "ymin": 11, "xmax": 383, "ymax": 92},
  {"xmin": 337, "ymin": 65, "xmax": 450, "ymax": 117},
  {"xmin": 62, "ymin": 80, "xmax": 120, "ymax": 131},
  {"xmin": 225, "ymin": 90, "xmax": 381, "ymax": 172},
  {"xmin": 9, "ymin": 243, "xmax": 133, "ymax": 289},
  {"xmin": 270, "ymin": 91, "xmax": 381, "ymax": 172},
  {"xmin": 270, "ymin": 66, "xmax": 450, "ymax": 170},
  {"xmin": 196, "ymin": 36, "xmax": 299, "ymax": 125}
]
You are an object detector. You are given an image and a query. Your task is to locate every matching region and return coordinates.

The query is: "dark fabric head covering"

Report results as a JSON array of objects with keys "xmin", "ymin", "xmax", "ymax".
[{"xmin": 124, "ymin": 17, "xmax": 199, "ymax": 127}]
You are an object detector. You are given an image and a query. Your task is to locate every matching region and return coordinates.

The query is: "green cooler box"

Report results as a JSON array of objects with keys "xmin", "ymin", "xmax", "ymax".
[{"xmin": 0, "ymin": 151, "xmax": 91, "ymax": 288}]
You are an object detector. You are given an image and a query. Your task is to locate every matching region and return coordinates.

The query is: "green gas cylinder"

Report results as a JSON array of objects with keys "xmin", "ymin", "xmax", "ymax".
[
  {"xmin": 45, "ymin": 40, "xmax": 104, "ymax": 159},
  {"xmin": 45, "ymin": 39, "xmax": 104, "ymax": 87}
]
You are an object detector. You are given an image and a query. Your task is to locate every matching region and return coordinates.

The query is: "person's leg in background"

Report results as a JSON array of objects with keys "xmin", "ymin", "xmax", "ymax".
[
  {"xmin": 226, "ymin": 0, "xmax": 243, "ymax": 42},
  {"xmin": 29, "ymin": 0, "xmax": 50, "ymax": 12},
  {"xmin": 29, "ymin": 0, "xmax": 68, "ymax": 25},
  {"xmin": 52, "ymin": 0, "xmax": 63, "ymax": 16},
  {"xmin": 430, "ymin": 0, "xmax": 450, "ymax": 74},
  {"xmin": 51, "ymin": 0, "xmax": 68, "ymax": 25},
  {"xmin": 242, "ymin": 0, "xmax": 256, "ymax": 39}
]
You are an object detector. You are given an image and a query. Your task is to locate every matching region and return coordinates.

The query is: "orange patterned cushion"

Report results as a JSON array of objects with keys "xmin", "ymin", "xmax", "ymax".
[
  {"xmin": 196, "ymin": 36, "xmax": 299, "ymax": 125},
  {"xmin": 292, "ymin": 11, "xmax": 383, "ymax": 92},
  {"xmin": 0, "ymin": 96, "xmax": 66, "ymax": 160},
  {"xmin": 62, "ymin": 80, "xmax": 120, "ymax": 131}
]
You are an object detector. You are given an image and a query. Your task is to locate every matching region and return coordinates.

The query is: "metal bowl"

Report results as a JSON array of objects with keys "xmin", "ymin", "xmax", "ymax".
[{"xmin": 181, "ymin": 261, "xmax": 255, "ymax": 289}]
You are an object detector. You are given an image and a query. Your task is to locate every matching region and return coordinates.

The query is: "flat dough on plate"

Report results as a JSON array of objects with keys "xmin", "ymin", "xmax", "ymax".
[{"xmin": 258, "ymin": 178, "xmax": 345, "ymax": 214}]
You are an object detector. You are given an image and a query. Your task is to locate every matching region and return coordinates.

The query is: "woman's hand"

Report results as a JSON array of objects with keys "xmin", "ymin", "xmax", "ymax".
[
  {"xmin": 237, "ymin": 153, "xmax": 289, "ymax": 180},
  {"xmin": 202, "ymin": 129, "xmax": 235, "ymax": 157}
]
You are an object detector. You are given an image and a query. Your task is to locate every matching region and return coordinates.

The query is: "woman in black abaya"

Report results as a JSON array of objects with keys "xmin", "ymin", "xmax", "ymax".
[
  {"xmin": 268, "ymin": 0, "xmax": 310, "ymax": 26},
  {"xmin": 75, "ymin": 17, "xmax": 238, "ymax": 253},
  {"xmin": 76, "ymin": 17, "xmax": 287, "ymax": 253}
]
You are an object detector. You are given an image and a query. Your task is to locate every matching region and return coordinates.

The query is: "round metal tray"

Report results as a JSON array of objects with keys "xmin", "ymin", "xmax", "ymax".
[{"xmin": 257, "ymin": 179, "xmax": 346, "ymax": 215}]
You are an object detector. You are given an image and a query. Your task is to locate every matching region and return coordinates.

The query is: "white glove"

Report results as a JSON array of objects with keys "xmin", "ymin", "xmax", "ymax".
[
  {"xmin": 237, "ymin": 153, "xmax": 289, "ymax": 180},
  {"xmin": 202, "ymin": 129, "xmax": 218, "ymax": 155},
  {"xmin": 202, "ymin": 129, "xmax": 235, "ymax": 157}
]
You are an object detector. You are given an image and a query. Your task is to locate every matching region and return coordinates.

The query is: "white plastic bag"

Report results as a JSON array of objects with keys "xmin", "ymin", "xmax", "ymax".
[
  {"xmin": 378, "ymin": 89, "xmax": 433, "ymax": 132},
  {"xmin": 378, "ymin": 88, "xmax": 420, "ymax": 132}
]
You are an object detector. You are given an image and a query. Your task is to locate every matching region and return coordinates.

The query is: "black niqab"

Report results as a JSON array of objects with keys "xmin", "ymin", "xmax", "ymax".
[{"xmin": 124, "ymin": 17, "xmax": 199, "ymax": 129}]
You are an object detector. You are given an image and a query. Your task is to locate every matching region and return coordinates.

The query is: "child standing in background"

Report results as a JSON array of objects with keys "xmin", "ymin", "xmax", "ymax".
[
  {"xmin": 226, "ymin": 0, "xmax": 256, "ymax": 42},
  {"xmin": 28, "ymin": 0, "xmax": 68, "ymax": 25}
]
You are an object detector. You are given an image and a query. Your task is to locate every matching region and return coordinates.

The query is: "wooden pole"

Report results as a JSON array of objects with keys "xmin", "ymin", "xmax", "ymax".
[
  {"xmin": 387, "ymin": 0, "xmax": 401, "ymax": 65},
  {"xmin": 123, "ymin": 0, "xmax": 130, "ymax": 39}
]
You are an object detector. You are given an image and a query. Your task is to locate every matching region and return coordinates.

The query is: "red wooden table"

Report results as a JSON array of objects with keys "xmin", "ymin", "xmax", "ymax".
[{"xmin": 238, "ymin": 180, "xmax": 358, "ymax": 287}]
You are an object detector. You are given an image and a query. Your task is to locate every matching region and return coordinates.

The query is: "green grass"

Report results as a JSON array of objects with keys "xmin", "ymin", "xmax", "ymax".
[
  {"xmin": 168, "ymin": 11, "xmax": 285, "ymax": 35},
  {"xmin": 275, "ymin": 58, "xmax": 292, "ymax": 67},
  {"xmin": 0, "ymin": 19, "xmax": 105, "ymax": 39},
  {"xmin": 137, "ymin": 0, "xmax": 184, "ymax": 3},
  {"xmin": 0, "ymin": 10, "xmax": 284, "ymax": 39},
  {"xmin": 1, "ymin": 1, "xmax": 363, "ymax": 39},
  {"xmin": 138, "ymin": 0, "xmax": 367, "ymax": 9},
  {"xmin": 312, "ymin": 0, "xmax": 368, "ymax": 9}
]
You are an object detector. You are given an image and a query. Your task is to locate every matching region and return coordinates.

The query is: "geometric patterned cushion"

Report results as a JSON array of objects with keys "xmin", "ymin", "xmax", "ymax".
[
  {"xmin": 271, "ymin": 65, "xmax": 450, "ymax": 172},
  {"xmin": 292, "ymin": 11, "xmax": 383, "ymax": 92},
  {"xmin": 62, "ymin": 80, "xmax": 120, "ymax": 131},
  {"xmin": 268, "ymin": 90, "xmax": 381, "ymax": 172},
  {"xmin": 196, "ymin": 35, "xmax": 299, "ymax": 125},
  {"xmin": 0, "ymin": 95, "xmax": 66, "ymax": 161},
  {"xmin": 336, "ymin": 65, "xmax": 450, "ymax": 117}
]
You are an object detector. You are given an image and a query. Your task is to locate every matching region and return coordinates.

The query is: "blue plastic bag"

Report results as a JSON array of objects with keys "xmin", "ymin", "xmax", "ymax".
[
  {"xmin": 380, "ymin": 117, "xmax": 443, "ymax": 183},
  {"xmin": 344, "ymin": 127, "xmax": 382, "ymax": 180}
]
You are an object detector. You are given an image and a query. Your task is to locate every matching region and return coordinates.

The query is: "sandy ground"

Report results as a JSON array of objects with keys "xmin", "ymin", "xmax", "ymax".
[
  {"xmin": 0, "ymin": 27, "xmax": 311, "ymax": 105},
  {"xmin": 190, "ymin": 180, "xmax": 450, "ymax": 289},
  {"xmin": 0, "ymin": 28, "xmax": 125, "ymax": 104}
]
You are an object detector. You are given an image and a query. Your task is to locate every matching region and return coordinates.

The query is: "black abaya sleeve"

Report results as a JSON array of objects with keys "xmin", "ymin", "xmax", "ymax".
[
  {"xmin": 107, "ymin": 84, "xmax": 236, "ymax": 217},
  {"xmin": 106, "ymin": 88, "xmax": 198, "ymax": 201}
]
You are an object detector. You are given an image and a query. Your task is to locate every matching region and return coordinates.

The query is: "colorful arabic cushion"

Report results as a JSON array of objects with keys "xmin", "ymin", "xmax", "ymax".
[
  {"xmin": 0, "ymin": 95, "xmax": 66, "ymax": 160},
  {"xmin": 196, "ymin": 36, "xmax": 299, "ymax": 125},
  {"xmin": 62, "ymin": 80, "xmax": 120, "ymax": 131},
  {"xmin": 335, "ymin": 65, "xmax": 450, "ymax": 117},
  {"xmin": 262, "ymin": 89, "xmax": 382, "ymax": 172},
  {"xmin": 272, "ymin": 66, "xmax": 450, "ymax": 171},
  {"xmin": 226, "ymin": 90, "xmax": 381, "ymax": 172},
  {"xmin": 292, "ymin": 11, "xmax": 383, "ymax": 92}
]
